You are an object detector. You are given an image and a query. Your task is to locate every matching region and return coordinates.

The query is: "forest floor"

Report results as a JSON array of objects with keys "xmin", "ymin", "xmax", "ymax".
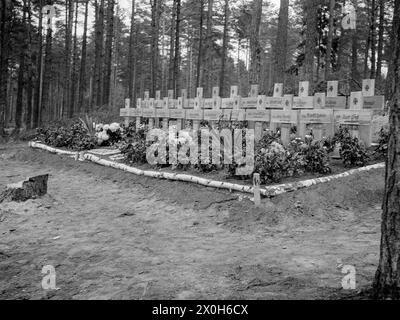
[{"xmin": 0, "ymin": 142, "xmax": 383, "ymax": 300}]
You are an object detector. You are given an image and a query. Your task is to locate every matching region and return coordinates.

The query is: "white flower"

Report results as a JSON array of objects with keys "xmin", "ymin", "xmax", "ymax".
[
  {"xmin": 103, "ymin": 124, "xmax": 110, "ymax": 131},
  {"xmin": 96, "ymin": 124, "xmax": 104, "ymax": 132},
  {"xmin": 109, "ymin": 122, "xmax": 120, "ymax": 133}
]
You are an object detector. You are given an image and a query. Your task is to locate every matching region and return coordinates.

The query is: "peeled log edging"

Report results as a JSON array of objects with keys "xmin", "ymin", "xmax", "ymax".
[{"xmin": 29, "ymin": 141, "xmax": 385, "ymax": 198}]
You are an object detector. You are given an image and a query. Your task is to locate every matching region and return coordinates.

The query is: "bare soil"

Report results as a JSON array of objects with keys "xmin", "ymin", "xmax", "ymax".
[{"xmin": 0, "ymin": 143, "xmax": 384, "ymax": 300}]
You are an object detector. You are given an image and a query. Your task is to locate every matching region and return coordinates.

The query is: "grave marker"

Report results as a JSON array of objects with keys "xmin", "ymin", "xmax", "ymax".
[
  {"xmin": 362, "ymin": 79, "xmax": 375, "ymax": 97},
  {"xmin": 314, "ymin": 93, "xmax": 326, "ymax": 109},
  {"xmin": 349, "ymin": 91, "xmax": 364, "ymax": 110},
  {"xmin": 143, "ymin": 91, "xmax": 154, "ymax": 129},
  {"xmin": 327, "ymin": 81, "xmax": 339, "ymax": 98},
  {"xmin": 271, "ymin": 110, "xmax": 298, "ymax": 145},
  {"xmin": 299, "ymin": 109, "xmax": 334, "ymax": 140},
  {"xmin": 121, "ymin": 98, "xmax": 130, "ymax": 127},
  {"xmin": 273, "ymin": 83, "xmax": 283, "ymax": 97},
  {"xmin": 299, "ymin": 81, "xmax": 310, "ymax": 97},
  {"xmin": 283, "ymin": 95, "xmax": 294, "ymax": 111},
  {"xmin": 334, "ymin": 110, "xmax": 373, "ymax": 147}
]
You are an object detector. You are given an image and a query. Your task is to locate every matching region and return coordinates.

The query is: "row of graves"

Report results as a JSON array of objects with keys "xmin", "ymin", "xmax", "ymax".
[{"xmin": 120, "ymin": 79, "xmax": 386, "ymax": 147}]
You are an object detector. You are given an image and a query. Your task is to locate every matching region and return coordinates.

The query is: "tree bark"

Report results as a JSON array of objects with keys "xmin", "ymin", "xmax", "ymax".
[
  {"xmin": 370, "ymin": 0, "xmax": 377, "ymax": 79},
  {"xmin": 219, "ymin": 0, "xmax": 229, "ymax": 97},
  {"xmin": 173, "ymin": 0, "xmax": 181, "ymax": 97},
  {"xmin": 103, "ymin": 0, "xmax": 114, "ymax": 106},
  {"xmin": 150, "ymin": 0, "xmax": 162, "ymax": 97},
  {"xmin": 363, "ymin": 0, "xmax": 371, "ymax": 79},
  {"xmin": 25, "ymin": 0, "xmax": 33, "ymax": 128},
  {"xmin": 273, "ymin": 0, "xmax": 289, "ymax": 84},
  {"xmin": 376, "ymin": 0, "xmax": 385, "ymax": 81},
  {"xmin": 168, "ymin": 0, "xmax": 177, "ymax": 91},
  {"xmin": 78, "ymin": 0, "xmax": 89, "ymax": 113},
  {"xmin": 33, "ymin": 0, "xmax": 43, "ymax": 127},
  {"xmin": 373, "ymin": 0, "xmax": 400, "ymax": 300},
  {"xmin": 203, "ymin": 0, "xmax": 214, "ymax": 96},
  {"xmin": 196, "ymin": 0, "xmax": 205, "ymax": 89},
  {"xmin": 93, "ymin": 0, "xmax": 105, "ymax": 109},
  {"xmin": 128, "ymin": 0, "xmax": 136, "ymax": 103},
  {"xmin": 249, "ymin": 0, "xmax": 263, "ymax": 85},
  {"xmin": 303, "ymin": 0, "xmax": 319, "ymax": 89},
  {"xmin": 325, "ymin": 0, "xmax": 335, "ymax": 81},
  {"xmin": 15, "ymin": 0, "xmax": 28, "ymax": 130}
]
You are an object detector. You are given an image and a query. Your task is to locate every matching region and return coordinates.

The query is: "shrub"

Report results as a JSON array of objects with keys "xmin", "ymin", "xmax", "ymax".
[
  {"xmin": 375, "ymin": 126, "xmax": 389, "ymax": 158},
  {"xmin": 334, "ymin": 127, "xmax": 369, "ymax": 167},
  {"xmin": 301, "ymin": 138, "xmax": 331, "ymax": 174},
  {"xmin": 120, "ymin": 127, "xmax": 149, "ymax": 165},
  {"xmin": 36, "ymin": 122, "xmax": 97, "ymax": 151}
]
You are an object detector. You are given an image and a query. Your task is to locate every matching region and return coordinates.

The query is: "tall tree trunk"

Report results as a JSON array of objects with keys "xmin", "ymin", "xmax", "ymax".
[
  {"xmin": 68, "ymin": 0, "xmax": 79, "ymax": 117},
  {"xmin": 376, "ymin": 0, "xmax": 385, "ymax": 82},
  {"xmin": 370, "ymin": 0, "xmax": 377, "ymax": 79},
  {"xmin": 25, "ymin": 0, "xmax": 33, "ymax": 129},
  {"xmin": 273, "ymin": 0, "xmax": 289, "ymax": 84},
  {"xmin": 325, "ymin": 0, "xmax": 335, "ymax": 80},
  {"xmin": 249, "ymin": 0, "xmax": 263, "ymax": 85},
  {"xmin": 63, "ymin": 0, "xmax": 73, "ymax": 118},
  {"xmin": 150, "ymin": 0, "xmax": 162, "ymax": 97},
  {"xmin": 303, "ymin": 0, "xmax": 319, "ymax": 89},
  {"xmin": 93, "ymin": 0, "xmax": 105, "ymax": 108},
  {"xmin": 42, "ymin": 25, "xmax": 53, "ymax": 122},
  {"xmin": 15, "ymin": 0, "xmax": 28, "ymax": 129},
  {"xmin": 33, "ymin": 0, "xmax": 43, "ymax": 127},
  {"xmin": 350, "ymin": 0, "xmax": 359, "ymax": 91},
  {"xmin": 203, "ymin": 0, "xmax": 213, "ymax": 96},
  {"xmin": 173, "ymin": 0, "xmax": 181, "ymax": 97},
  {"xmin": 168, "ymin": 0, "xmax": 176, "ymax": 91},
  {"xmin": 373, "ymin": 0, "xmax": 400, "ymax": 300},
  {"xmin": 128, "ymin": 0, "xmax": 136, "ymax": 103},
  {"xmin": 219, "ymin": 0, "xmax": 229, "ymax": 97},
  {"xmin": 78, "ymin": 0, "xmax": 89, "ymax": 113},
  {"xmin": 196, "ymin": 0, "xmax": 204, "ymax": 89},
  {"xmin": 363, "ymin": 0, "xmax": 371, "ymax": 79},
  {"xmin": 103, "ymin": 0, "xmax": 114, "ymax": 106}
]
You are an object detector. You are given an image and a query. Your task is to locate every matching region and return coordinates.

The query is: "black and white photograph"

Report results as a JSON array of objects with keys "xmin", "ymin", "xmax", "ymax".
[{"xmin": 0, "ymin": 0, "xmax": 399, "ymax": 306}]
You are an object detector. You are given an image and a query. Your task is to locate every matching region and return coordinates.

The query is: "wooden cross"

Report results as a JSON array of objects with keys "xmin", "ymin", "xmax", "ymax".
[
  {"xmin": 293, "ymin": 81, "xmax": 314, "ymax": 110},
  {"xmin": 326, "ymin": 81, "xmax": 346, "ymax": 110},
  {"xmin": 361, "ymin": 79, "xmax": 385, "ymax": 115}
]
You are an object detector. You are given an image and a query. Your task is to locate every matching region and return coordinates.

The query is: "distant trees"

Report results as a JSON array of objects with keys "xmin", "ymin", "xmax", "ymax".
[{"xmin": 0, "ymin": 0, "xmax": 396, "ymax": 134}]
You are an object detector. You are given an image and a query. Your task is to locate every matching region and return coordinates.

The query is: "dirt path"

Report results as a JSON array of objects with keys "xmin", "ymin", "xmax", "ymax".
[{"xmin": 0, "ymin": 144, "xmax": 384, "ymax": 300}]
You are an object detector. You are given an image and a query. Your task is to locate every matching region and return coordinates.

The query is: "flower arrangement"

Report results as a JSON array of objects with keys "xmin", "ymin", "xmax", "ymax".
[{"xmin": 95, "ymin": 122, "xmax": 123, "ymax": 146}]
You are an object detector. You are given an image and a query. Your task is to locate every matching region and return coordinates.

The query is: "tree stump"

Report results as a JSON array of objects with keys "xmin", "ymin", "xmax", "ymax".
[{"xmin": 0, "ymin": 174, "xmax": 49, "ymax": 203}]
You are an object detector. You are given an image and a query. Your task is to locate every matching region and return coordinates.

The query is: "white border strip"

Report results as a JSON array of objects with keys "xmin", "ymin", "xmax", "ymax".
[{"xmin": 29, "ymin": 141, "xmax": 385, "ymax": 198}]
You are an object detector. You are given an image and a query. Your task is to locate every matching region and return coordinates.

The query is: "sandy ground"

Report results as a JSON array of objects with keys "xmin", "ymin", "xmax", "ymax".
[{"xmin": 0, "ymin": 143, "xmax": 384, "ymax": 300}]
